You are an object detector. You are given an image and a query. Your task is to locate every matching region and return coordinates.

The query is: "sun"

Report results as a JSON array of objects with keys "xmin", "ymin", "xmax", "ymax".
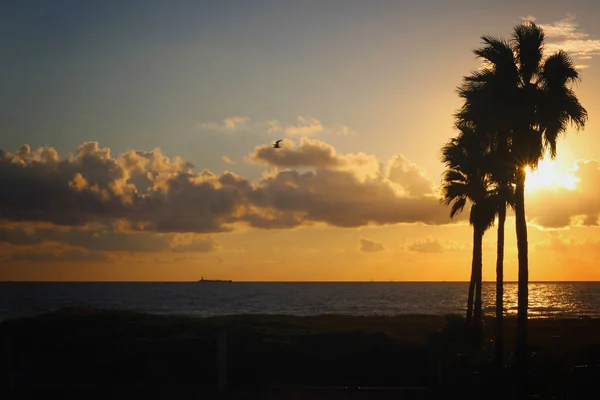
[{"xmin": 525, "ymin": 158, "xmax": 579, "ymax": 192}]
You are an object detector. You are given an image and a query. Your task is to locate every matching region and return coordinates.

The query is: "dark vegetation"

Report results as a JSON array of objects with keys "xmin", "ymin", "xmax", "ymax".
[{"xmin": 1, "ymin": 309, "xmax": 600, "ymax": 399}]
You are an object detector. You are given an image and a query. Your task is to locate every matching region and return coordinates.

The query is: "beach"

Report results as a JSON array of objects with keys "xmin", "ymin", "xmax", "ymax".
[{"xmin": 2, "ymin": 308, "xmax": 600, "ymax": 399}]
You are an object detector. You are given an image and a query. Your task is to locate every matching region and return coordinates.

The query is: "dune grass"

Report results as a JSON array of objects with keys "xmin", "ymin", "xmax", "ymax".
[{"xmin": 1, "ymin": 308, "xmax": 600, "ymax": 398}]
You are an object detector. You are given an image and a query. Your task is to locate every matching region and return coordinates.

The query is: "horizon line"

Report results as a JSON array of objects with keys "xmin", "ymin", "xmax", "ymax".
[{"xmin": 2, "ymin": 280, "xmax": 600, "ymax": 284}]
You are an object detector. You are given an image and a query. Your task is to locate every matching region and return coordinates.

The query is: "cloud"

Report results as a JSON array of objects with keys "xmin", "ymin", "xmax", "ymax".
[
  {"xmin": 0, "ymin": 141, "xmax": 457, "ymax": 238},
  {"xmin": 170, "ymin": 234, "xmax": 221, "ymax": 253},
  {"xmin": 283, "ymin": 116, "xmax": 323, "ymax": 136},
  {"xmin": 384, "ymin": 155, "xmax": 435, "ymax": 197},
  {"xmin": 360, "ymin": 238, "xmax": 385, "ymax": 253},
  {"xmin": 0, "ymin": 142, "xmax": 252, "ymax": 233},
  {"xmin": 405, "ymin": 237, "xmax": 463, "ymax": 253},
  {"xmin": 247, "ymin": 137, "xmax": 380, "ymax": 180},
  {"xmin": 329, "ymin": 124, "xmax": 356, "ymax": 136},
  {"xmin": 196, "ymin": 116, "xmax": 249, "ymax": 132},
  {"xmin": 537, "ymin": 14, "xmax": 588, "ymax": 39},
  {"xmin": 196, "ymin": 116, "xmax": 352, "ymax": 137},
  {"xmin": 526, "ymin": 160, "xmax": 600, "ymax": 228},
  {"xmin": 0, "ymin": 225, "xmax": 43, "ymax": 245},
  {"xmin": 10, "ymin": 249, "xmax": 111, "ymax": 263},
  {"xmin": 221, "ymin": 156, "xmax": 234, "ymax": 164},
  {"xmin": 0, "ymin": 223, "xmax": 220, "ymax": 254},
  {"xmin": 533, "ymin": 231, "xmax": 600, "ymax": 254},
  {"xmin": 526, "ymin": 14, "xmax": 600, "ymax": 67},
  {"xmin": 249, "ymin": 140, "xmax": 436, "ymax": 197},
  {"xmin": 258, "ymin": 116, "xmax": 323, "ymax": 136},
  {"xmin": 248, "ymin": 168, "xmax": 451, "ymax": 228}
]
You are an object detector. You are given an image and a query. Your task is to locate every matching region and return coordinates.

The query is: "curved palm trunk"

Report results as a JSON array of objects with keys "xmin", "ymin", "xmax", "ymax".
[
  {"xmin": 473, "ymin": 227, "xmax": 484, "ymax": 339},
  {"xmin": 495, "ymin": 203, "xmax": 506, "ymax": 370},
  {"xmin": 515, "ymin": 170, "xmax": 529, "ymax": 392}
]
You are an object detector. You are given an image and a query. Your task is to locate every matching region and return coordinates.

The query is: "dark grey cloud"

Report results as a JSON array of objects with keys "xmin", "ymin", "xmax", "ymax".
[
  {"xmin": 0, "ymin": 225, "xmax": 43, "ymax": 245},
  {"xmin": 0, "ymin": 140, "xmax": 457, "ymax": 237},
  {"xmin": 0, "ymin": 224, "xmax": 220, "ymax": 254},
  {"xmin": 248, "ymin": 169, "xmax": 451, "ymax": 228},
  {"xmin": 10, "ymin": 249, "xmax": 111, "ymax": 263},
  {"xmin": 0, "ymin": 142, "xmax": 251, "ymax": 233},
  {"xmin": 171, "ymin": 235, "xmax": 220, "ymax": 253},
  {"xmin": 360, "ymin": 238, "xmax": 385, "ymax": 253}
]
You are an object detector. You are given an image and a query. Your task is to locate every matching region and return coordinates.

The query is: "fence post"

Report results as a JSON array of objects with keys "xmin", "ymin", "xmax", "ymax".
[
  {"xmin": 217, "ymin": 328, "xmax": 226, "ymax": 391},
  {"xmin": 2, "ymin": 333, "xmax": 13, "ymax": 388}
]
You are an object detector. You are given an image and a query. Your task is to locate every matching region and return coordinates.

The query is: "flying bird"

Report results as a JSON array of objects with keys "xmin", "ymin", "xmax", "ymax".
[{"xmin": 273, "ymin": 139, "xmax": 283, "ymax": 148}]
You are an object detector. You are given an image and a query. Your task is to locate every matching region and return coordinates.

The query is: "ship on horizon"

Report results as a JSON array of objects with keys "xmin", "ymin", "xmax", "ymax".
[{"xmin": 198, "ymin": 276, "xmax": 232, "ymax": 283}]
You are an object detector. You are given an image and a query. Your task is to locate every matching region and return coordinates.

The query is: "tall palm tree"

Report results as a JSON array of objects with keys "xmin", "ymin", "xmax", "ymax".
[
  {"xmin": 455, "ymin": 22, "xmax": 587, "ymax": 379},
  {"xmin": 441, "ymin": 127, "xmax": 497, "ymax": 335},
  {"xmin": 488, "ymin": 142, "xmax": 515, "ymax": 372}
]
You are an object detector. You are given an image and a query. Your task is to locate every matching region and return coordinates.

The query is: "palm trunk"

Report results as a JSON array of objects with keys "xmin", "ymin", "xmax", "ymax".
[
  {"xmin": 473, "ymin": 227, "xmax": 484, "ymax": 339},
  {"xmin": 466, "ymin": 228, "xmax": 477, "ymax": 328},
  {"xmin": 515, "ymin": 169, "xmax": 529, "ymax": 394},
  {"xmin": 466, "ymin": 279, "xmax": 475, "ymax": 325},
  {"xmin": 495, "ymin": 203, "xmax": 506, "ymax": 371}
]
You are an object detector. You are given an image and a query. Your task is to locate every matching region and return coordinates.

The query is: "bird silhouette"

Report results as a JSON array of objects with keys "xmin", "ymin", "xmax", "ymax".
[{"xmin": 273, "ymin": 139, "xmax": 283, "ymax": 148}]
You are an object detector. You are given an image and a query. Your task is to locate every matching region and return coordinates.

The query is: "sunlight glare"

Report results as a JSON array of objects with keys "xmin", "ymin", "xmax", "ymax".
[{"xmin": 525, "ymin": 159, "xmax": 579, "ymax": 192}]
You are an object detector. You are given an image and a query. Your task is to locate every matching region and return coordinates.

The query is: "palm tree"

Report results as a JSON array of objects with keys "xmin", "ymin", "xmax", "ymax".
[
  {"xmin": 488, "ymin": 143, "xmax": 515, "ymax": 372},
  {"xmin": 441, "ymin": 127, "xmax": 497, "ymax": 336},
  {"xmin": 455, "ymin": 22, "xmax": 587, "ymax": 379}
]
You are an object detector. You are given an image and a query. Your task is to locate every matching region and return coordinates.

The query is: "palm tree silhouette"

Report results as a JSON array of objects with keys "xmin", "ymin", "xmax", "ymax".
[
  {"xmin": 455, "ymin": 21, "xmax": 587, "ymax": 387},
  {"xmin": 441, "ymin": 126, "xmax": 497, "ymax": 335},
  {"xmin": 488, "ymin": 140, "xmax": 515, "ymax": 372}
]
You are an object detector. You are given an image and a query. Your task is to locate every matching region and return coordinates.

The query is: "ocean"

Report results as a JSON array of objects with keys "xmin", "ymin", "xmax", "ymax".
[{"xmin": 2, "ymin": 281, "xmax": 600, "ymax": 322}]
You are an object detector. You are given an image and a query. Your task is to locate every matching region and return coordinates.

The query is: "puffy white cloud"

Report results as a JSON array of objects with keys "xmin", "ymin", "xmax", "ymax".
[
  {"xmin": 247, "ymin": 137, "xmax": 380, "ymax": 181},
  {"xmin": 384, "ymin": 154, "xmax": 435, "ymax": 197},
  {"xmin": 526, "ymin": 14, "xmax": 600, "ymax": 67}
]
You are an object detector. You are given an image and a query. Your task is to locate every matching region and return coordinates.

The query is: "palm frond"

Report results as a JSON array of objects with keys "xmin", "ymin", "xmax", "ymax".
[
  {"xmin": 538, "ymin": 85, "xmax": 588, "ymax": 157},
  {"xmin": 541, "ymin": 51, "xmax": 580, "ymax": 88},
  {"xmin": 443, "ymin": 169, "xmax": 468, "ymax": 184},
  {"xmin": 512, "ymin": 22, "xmax": 545, "ymax": 84},
  {"xmin": 450, "ymin": 196, "xmax": 467, "ymax": 218},
  {"xmin": 470, "ymin": 196, "xmax": 499, "ymax": 231},
  {"xmin": 441, "ymin": 179, "xmax": 469, "ymax": 205},
  {"xmin": 474, "ymin": 36, "xmax": 516, "ymax": 72}
]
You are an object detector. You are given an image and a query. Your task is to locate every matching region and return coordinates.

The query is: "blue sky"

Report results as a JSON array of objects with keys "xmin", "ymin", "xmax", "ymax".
[
  {"xmin": 6, "ymin": 0, "xmax": 599, "ymax": 179},
  {"xmin": 3, "ymin": 1, "xmax": 600, "ymax": 280}
]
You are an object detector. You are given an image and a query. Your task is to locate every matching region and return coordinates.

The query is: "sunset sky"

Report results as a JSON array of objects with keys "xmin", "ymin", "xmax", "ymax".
[{"xmin": 2, "ymin": 0, "xmax": 600, "ymax": 281}]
